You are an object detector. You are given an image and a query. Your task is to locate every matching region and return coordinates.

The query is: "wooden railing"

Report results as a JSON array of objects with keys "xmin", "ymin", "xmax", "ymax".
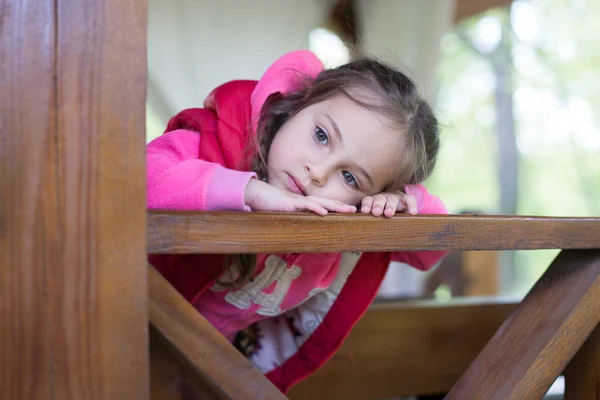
[
  {"xmin": 148, "ymin": 212, "xmax": 600, "ymax": 253},
  {"xmin": 147, "ymin": 211, "xmax": 600, "ymax": 400},
  {"xmin": 6, "ymin": 2, "xmax": 598, "ymax": 399}
]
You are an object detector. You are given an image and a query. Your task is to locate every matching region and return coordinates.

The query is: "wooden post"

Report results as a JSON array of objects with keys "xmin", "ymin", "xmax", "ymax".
[
  {"xmin": 564, "ymin": 323, "xmax": 600, "ymax": 399},
  {"xmin": 1, "ymin": 1, "xmax": 149, "ymax": 399}
]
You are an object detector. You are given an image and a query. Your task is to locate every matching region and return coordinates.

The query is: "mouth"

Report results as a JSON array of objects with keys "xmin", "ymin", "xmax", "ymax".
[{"xmin": 287, "ymin": 174, "xmax": 307, "ymax": 196}]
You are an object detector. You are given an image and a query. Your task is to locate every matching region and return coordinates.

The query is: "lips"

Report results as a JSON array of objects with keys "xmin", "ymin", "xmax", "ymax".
[{"xmin": 287, "ymin": 174, "xmax": 307, "ymax": 196}]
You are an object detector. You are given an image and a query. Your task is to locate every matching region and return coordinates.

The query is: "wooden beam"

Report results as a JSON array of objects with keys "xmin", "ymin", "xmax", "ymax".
[
  {"xmin": 148, "ymin": 212, "xmax": 600, "ymax": 254},
  {"xmin": 564, "ymin": 323, "xmax": 600, "ymax": 399},
  {"xmin": 150, "ymin": 326, "xmax": 228, "ymax": 400},
  {"xmin": 445, "ymin": 250, "xmax": 600, "ymax": 399},
  {"xmin": 288, "ymin": 298, "xmax": 519, "ymax": 399},
  {"xmin": 1, "ymin": 2, "xmax": 55, "ymax": 397},
  {"xmin": 462, "ymin": 251, "xmax": 500, "ymax": 296},
  {"xmin": 148, "ymin": 265, "xmax": 287, "ymax": 400},
  {"xmin": 1, "ymin": 0, "xmax": 149, "ymax": 398},
  {"xmin": 454, "ymin": 0, "xmax": 513, "ymax": 23}
]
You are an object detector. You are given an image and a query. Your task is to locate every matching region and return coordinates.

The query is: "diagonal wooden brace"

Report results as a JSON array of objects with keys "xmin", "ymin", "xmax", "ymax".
[
  {"xmin": 446, "ymin": 249, "xmax": 600, "ymax": 400},
  {"xmin": 148, "ymin": 265, "xmax": 287, "ymax": 400}
]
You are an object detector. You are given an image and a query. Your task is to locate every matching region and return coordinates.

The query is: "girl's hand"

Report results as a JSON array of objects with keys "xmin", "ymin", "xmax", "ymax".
[
  {"xmin": 245, "ymin": 179, "xmax": 356, "ymax": 216},
  {"xmin": 360, "ymin": 192, "xmax": 418, "ymax": 218}
]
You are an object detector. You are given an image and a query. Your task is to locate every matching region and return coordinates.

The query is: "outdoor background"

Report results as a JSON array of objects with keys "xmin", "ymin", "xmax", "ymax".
[{"xmin": 146, "ymin": 0, "xmax": 600, "ymax": 299}]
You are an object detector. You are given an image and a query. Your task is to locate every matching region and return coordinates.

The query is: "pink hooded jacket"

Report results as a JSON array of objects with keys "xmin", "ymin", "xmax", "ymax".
[{"xmin": 147, "ymin": 51, "xmax": 447, "ymax": 393}]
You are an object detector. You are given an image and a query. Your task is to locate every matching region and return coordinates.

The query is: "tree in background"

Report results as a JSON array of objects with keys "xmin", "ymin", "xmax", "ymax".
[{"xmin": 431, "ymin": 0, "xmax": 600, "ymax": 295}]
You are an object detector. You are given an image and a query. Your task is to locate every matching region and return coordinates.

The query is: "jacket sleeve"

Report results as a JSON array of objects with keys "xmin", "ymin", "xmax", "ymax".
[
  {"xmin": 147, "ymin": 129, "xmax": 256, "ymax": 211},
  {"xmin": 390, "ymin": 184, "xmax": 448, "ymax": 271}
]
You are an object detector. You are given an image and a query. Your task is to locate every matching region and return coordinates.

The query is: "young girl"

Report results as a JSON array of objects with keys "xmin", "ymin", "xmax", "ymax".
[{"xmin": 147, "ymin": 50, "xmax": 447, "ymax": 393}]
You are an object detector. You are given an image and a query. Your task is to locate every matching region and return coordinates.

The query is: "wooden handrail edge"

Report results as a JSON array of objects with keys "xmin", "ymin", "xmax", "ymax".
[{"xmin": 148, "ymin": 211, "xmax": 600, "ymax": 254}]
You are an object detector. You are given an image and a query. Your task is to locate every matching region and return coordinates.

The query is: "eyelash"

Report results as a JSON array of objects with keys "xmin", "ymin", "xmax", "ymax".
[
  {"xmin": 313, "ymin": 126, "xmax": 360, "ymax": 190},
  {"xmin": 342, "ymin": 170, "xmax": 359, "ymax": 189},
  {"xmin": 314, "ymin": 126, "xmax": 329, "ymax": 145}
]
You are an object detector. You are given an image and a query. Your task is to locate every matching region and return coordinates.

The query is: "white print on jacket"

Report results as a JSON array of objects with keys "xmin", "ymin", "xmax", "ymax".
[
  {"xmin": 212, "ymin": 255, "xmax": 302, "ymax": 316},
  {"xmin": 248, "ymin": 252, "xmax": 362, "ymax": 374}
]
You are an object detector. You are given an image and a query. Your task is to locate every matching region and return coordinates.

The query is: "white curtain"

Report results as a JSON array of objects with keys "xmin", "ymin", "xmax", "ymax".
[
  {"xmin": 356, "ymin": 0, "xmax": 455, "ymax": 103},
  {"xmin": 147, "ymin": 0, "xmax": 333, "ymax": 140}
]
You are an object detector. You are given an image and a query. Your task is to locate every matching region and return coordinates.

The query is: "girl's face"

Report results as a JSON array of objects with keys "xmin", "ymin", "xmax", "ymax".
[{"xmin": 266, "ymin": 92, "xmax": 404, "ymax": 206}]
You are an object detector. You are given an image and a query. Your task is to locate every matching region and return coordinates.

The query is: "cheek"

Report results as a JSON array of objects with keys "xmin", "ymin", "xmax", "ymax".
[
  {"xmin": 318, "ymin": 181, "xmax": 363, "ymax": 205},
  {"xmin": 267, "ymin": 134, "xmax": 286, "ymax": 166},
  {"xmin": 276, "ymin": 130, "xmax": 311, "ymax": 160}
]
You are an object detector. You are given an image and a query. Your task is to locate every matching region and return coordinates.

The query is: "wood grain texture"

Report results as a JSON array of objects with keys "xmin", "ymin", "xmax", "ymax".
[
  {"xmin": 446, "ymin": 250, "xmax": 600, "ymax": 400},
  {"xmin": 0, "ymin": 1, "xmax": 55, "ymax": 398},
  {"xmin": 148, "ymin": 212, "xmax": 600, "ymax": 254},
  {"xmin": 564, "ymin": 323, "xmax": 600, "ymax": 399},
  {"xmin": 288, "ymin": 298, "xmax": 519, "ymax": 399},
  {"xmin": 148, "ymin": 265, "xmax": 287, "ymax": 400},
  {"xmin": 1, "ymin": 0, "xmax": 149, "ymax": 399},
  {"xmin": 150, "ymin": 326, "xmax": 229, "ymax": 400}
]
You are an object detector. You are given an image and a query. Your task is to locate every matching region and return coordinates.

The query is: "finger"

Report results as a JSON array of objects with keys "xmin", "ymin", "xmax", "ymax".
[
  {"xmin": 383, "ymin": 195, "xmax": 400, "ymax": 218},
  {"xmin": 328, "ymin": 199, "xmax": 356, "ymax": 213},
  {"xmin": 311, "ymin": 197, "xmax": 356, "ymax": 213},
  {"xmin": 402, "ymin": 194, "xmax": 418, "ymax": 215},
  {"xmin": 371, "ymin": 194, "xmax": 388, "ymax": 217},
  {"xmin": 296, "ymin": 198, "xmax": 328, "ymax": 216},
  {"xmin": 361, "ymin": 196, "xmax": 374, "ymax": 214},
  {"xmin": 333, "ymin": 200, "xmax": 357, "ymax": 213}
]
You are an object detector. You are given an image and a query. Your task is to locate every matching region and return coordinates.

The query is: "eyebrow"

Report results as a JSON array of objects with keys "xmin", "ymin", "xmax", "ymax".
[
  {"xmin": 355, "ymin": 165, "xmax": 375, "ymax": 189},
  {"xmin": 324, "ymin": 113, "xmax": 342, "ymax": 143}
]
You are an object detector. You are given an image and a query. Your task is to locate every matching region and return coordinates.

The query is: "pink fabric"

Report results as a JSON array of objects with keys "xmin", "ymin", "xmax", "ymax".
[
  {"xmin": 265, "ymin": 252, "xmax": 390, "ymax": 392},
  {"xmin": 389, "ymin": 184, "xmax": 448, "ymax": 270},
  {"xmin": 206, "ymin": 167, "xmax": 256, "ymax": 212},
  {"xmin": 147, "ymin": 129, "xmax": 255, "ymax": 211},
  {"xmin": 404, "ymin": 183, "xmax": 447, "ymax": 215},
  {"xmin": 147, "ymin": 50, "xmax": 323, "ymax": 212},
  {"xmin": 194, "ymin": 252, "xmax": 341, "ymax": 342},
  {"xmin": 250, "ymin": 50, "xmax": 324, "ymax": 131},
  {"xmin": 147, "ymin": 50, "xmax": 449, "ymax": 393}
]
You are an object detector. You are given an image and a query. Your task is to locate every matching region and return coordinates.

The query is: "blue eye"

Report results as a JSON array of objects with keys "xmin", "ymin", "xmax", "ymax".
[
  {"xmin": 342, "ymin": 170, "xmax": 358, "ymax": 188},
  {"xmin": 314, "ymin": 127, "xmax": 328, "ymax": 145}
]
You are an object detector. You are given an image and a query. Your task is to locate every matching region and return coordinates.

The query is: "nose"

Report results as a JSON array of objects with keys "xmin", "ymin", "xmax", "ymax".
[{"xmin": 305, "ymin": 163, "xmax": 328, "ymax": 187}]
